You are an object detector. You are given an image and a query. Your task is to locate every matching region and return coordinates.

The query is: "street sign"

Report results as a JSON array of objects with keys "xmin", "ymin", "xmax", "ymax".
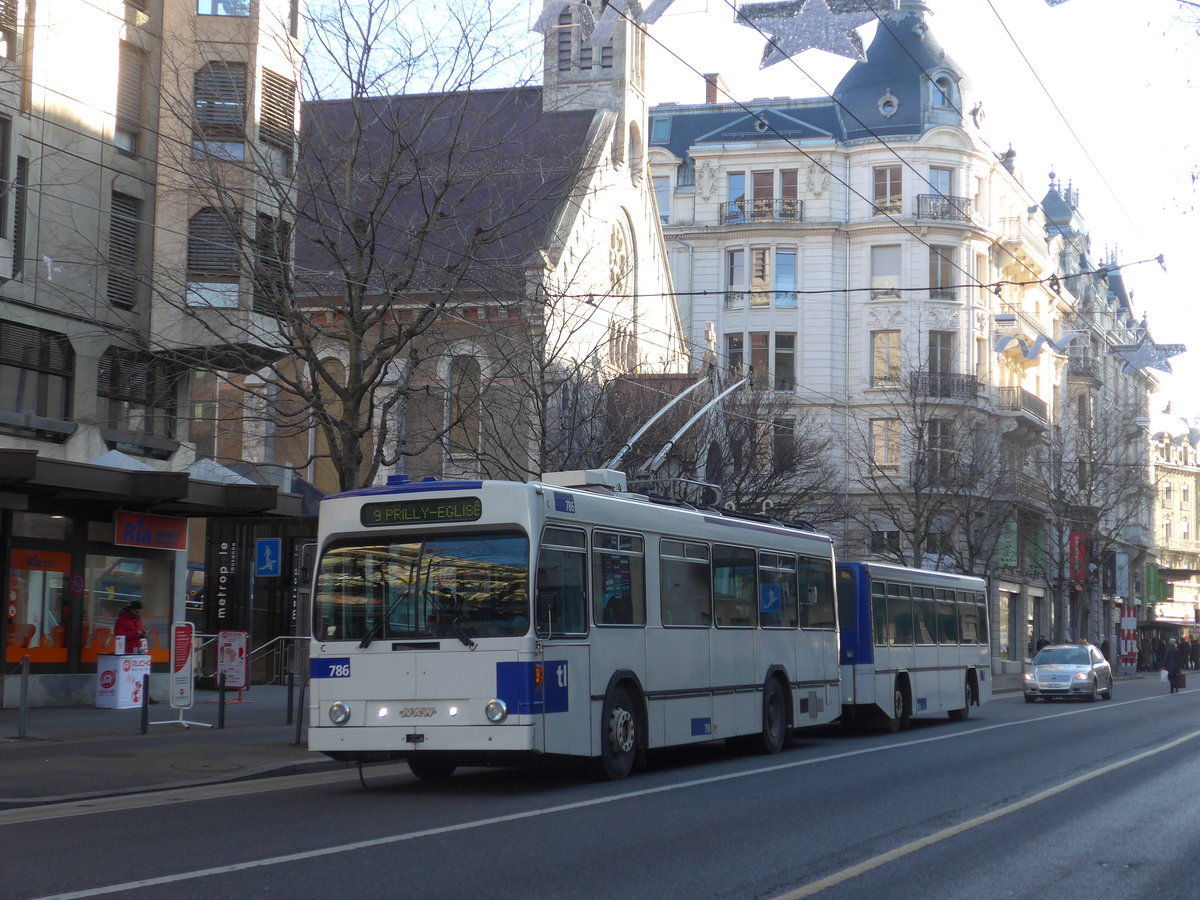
[
  {"xmin": 170, "ymin": 622, "xmax": 195, "ymax": 709},
  {"xmin": 217, "ymin": 630, "xmax": 248, "ymax": 689},
  {"xmin": 255, "ymin": 538, "xmax": 283, "ymax": 577}
]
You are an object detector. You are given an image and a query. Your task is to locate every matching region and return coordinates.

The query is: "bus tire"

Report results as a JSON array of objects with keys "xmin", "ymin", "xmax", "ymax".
[
  {"xmin": 756, "ymin": 677, "xmax": 788, "ymax": 754},
  {"xmin": 948, "ymin": 677, "xmax": 972, "ymax": 721},
  {"xmin": 598, "ymin": 685, "xmax": 638, "ymax": 781},
  {"xmin": 886, "ymin": 680, "xmax": 911, "ymax": 733},
  {"xmin": 407, "ymin": 755, "xmax": 457, "ymax": 781}
]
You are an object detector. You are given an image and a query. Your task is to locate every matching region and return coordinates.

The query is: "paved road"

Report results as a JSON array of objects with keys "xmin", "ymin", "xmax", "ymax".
[{"xmin": 2, "ymin": 673, "xmax": 1193, "ymax": 899}]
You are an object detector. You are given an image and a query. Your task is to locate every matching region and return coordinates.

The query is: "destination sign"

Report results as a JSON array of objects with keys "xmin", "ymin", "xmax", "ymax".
[{"xmin": 360, "ymin": 496, "xmax": 483, "ymax": 527}]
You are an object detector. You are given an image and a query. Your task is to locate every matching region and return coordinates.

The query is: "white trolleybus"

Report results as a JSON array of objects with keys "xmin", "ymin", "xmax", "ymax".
[
  {"xmin": 835, "ymin": 561, "xmax": 991, "ymax": 731},
  {"xmin": 308, "ymin": 469, "xmax": 842, "ymax": 779}
]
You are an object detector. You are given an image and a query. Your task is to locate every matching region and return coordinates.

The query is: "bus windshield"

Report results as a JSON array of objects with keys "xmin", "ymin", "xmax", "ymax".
[{"xmin": 314, "ymin": 531, "xmax": 530, "ymax": 642}]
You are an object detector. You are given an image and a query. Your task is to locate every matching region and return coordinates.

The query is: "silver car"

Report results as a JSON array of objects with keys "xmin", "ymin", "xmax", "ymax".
[{"xmin": 1024, "ymin": 643, "xmax": 1114, "ymax": 702}]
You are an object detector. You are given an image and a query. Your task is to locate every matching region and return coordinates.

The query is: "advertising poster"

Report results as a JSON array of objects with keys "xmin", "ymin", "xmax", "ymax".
[
  {"xmin": 217, "ymin": 629, "xmax": 248, "ymax": 689},
  {"xmin": 170, "ymin": 622, "xmax": 195, "ymax": 709}
]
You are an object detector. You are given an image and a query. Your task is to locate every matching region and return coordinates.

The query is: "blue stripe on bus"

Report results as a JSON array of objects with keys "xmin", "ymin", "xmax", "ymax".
[
  {"xmin": 323, "ymin": 480, "xmax": 485, "ymax": 501},
  {"xmin": 691, "ymin": 717, "xmax": 713, "ymax": 736},
  {"xmin": 310, "ymin": 657, "xmax": 351, "ymax": 678},
  {"xmin": 496, "ymin": 661, "xmax": 569, "ymax": 715}
]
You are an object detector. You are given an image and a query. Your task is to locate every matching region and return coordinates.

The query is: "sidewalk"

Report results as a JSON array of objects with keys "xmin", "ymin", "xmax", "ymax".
[{"xmin": 0, "ymin": 685, "xmax": 333, "ymax": 808}]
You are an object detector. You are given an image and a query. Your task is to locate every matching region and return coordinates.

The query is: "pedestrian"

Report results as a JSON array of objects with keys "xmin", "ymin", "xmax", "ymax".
[
  {"xmin": 1182, "ymin": 637, "xmax": 1191, "ymax": 670},
  {"xmin": 1163, "ymin": 638, "xmax": 1184, "ymax": 694},
  {"xmin": 114, "ymin": 600, "xmax": 147, "ymax": 653},
  {"xmin": 1100, "ymin": 638, "xmax": 1110, "ymax": 664}
]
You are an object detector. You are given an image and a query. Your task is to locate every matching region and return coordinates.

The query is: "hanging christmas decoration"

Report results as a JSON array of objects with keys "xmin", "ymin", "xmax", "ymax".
[
  {"xmin": 735, "ymin": 0, "xmax": 897, "ymax": 67},
  {"xmin": 1108, "ymin": 335, "xmax": 1186, "ymax": 374}
]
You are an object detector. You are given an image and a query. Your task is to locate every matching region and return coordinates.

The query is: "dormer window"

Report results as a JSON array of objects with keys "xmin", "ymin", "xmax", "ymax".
[{"xmin": 931, "ymin": 74, "xmax": 957, "ymax": 109}]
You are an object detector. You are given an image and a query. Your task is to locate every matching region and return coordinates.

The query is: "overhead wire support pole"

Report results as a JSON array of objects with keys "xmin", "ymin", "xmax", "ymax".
[
  {"xmin": 644, "ymin": 371, "xmax": 752, "ymax": 477},
  {"xmin": 603, "ymin": 366, "xmax": 715, "ymax": 471}
]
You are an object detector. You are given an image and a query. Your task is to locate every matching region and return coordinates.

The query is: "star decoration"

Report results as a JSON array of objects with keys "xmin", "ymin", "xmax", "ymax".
[
  {"xmin": 1108, "ymin": 335, "xmax": 1187, "ymax": 374},
  {"xmin": 736, "ymin": 0, "xmax": 895, "ymax": 67}
]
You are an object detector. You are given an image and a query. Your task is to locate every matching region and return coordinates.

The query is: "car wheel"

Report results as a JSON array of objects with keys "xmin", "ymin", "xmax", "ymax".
[
  {"xmin": 1087, "ymin": 678, "xmax": 1099, "ymax": 702},
  {"xmin": 1104, "ymin": 675, "xmax": 1114, "ymax": 700}
]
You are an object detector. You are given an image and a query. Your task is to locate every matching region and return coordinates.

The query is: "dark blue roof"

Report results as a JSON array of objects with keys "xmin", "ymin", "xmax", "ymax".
[{"xmin": 649, "ymin": 101, "xmax": 842, "ymax": 162}]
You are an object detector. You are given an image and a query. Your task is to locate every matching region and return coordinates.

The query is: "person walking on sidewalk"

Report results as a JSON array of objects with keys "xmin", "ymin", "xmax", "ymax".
[{"xmin": 1164, "ymin": 638, "xmax": 1184, "ymax": 694}]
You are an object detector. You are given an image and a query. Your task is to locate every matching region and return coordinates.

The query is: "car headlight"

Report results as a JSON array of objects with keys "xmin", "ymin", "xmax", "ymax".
[
  {"xmin": 1024, "ymin": 672, "xmax": 1034, "ymax": 682},
  {"xmin": 485, "ymin": 699, "xmax": 508, "ymax": 723},
  {"xmin": 329, "ymin": 701, "xmax": 351, "ymax": 725},
  {"xmin": 1073, "ymin": 671, "xmax": 1089, "ymax": 681}
]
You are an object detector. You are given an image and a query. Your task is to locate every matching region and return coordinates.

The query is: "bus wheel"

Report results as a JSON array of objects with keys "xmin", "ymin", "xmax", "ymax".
[
  {"xmin": 599, "ymin": 686, "xmax": 638, "ymax": 780},
  {"xmin": 756, "ymin": 678, "xmax": 788, "ymax": 754},
  {"xmin": 886, "ymin": 682, "xmax": 910, "ymax": 733},
  {"xmin": 407, "ymin": 756, "xmax": 457, "ymax": 781},
  {"xmin": 948, "ymin": 679, "xmax": 972, "ymax": 721}
]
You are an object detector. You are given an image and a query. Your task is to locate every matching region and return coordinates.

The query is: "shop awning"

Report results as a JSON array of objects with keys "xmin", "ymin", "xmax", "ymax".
[{"xmin": 0, "ymin": 449, "xmax": 302, "ymax": 518}]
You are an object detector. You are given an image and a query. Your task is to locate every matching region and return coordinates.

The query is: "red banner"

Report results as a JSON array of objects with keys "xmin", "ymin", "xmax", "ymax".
[{"xmin": 1069, "ymin": 532, "xmax": 1087, "ymax": 582}]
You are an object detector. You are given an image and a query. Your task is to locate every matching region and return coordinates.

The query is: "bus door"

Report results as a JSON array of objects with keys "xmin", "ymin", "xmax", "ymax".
[
  {"xmin": 711, "ymin": 545, "xmax": 758, "ymax": 736},
  {"xmin": 535, "ymin": 526, "xmax": 592, "ymax": 756},
  {"xmin": 538, "ymin": 644, "xmax": 591, "ymax": 756},
  {"xmin": 886, "ymin": 582, "xmax": 916, "ymax": 704}
]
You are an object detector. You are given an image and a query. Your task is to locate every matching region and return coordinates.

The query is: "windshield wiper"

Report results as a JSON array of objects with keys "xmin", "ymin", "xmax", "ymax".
[
  {"xmin": 451, "ymin": 617, "xmax": 477, "ymax": 651},
  {"xmin": 359, "ymin": 589, "xmax": 408, "ymax": 649}
]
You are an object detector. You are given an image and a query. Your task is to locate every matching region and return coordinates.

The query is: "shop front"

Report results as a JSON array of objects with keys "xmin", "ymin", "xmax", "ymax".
[{"xmin": 1, "ymin": 449, "xmax": 301, "ymax": 705}]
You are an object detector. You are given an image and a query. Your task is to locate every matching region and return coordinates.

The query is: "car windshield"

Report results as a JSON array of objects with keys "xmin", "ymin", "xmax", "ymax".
[
  {"xmin": 1035, "ymin": 647, "xmax": 1089, "ymax": 666},
  {"xmin": 314, "ymin": 531, "xmax": 530, "ymax": 641}
]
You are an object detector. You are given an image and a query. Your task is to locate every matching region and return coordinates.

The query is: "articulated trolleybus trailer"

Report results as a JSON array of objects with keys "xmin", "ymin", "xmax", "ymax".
[
  {"xmin": 836, "ymin": 561, "xmax": 991, "ymax": 731},
  {"xmin": 308, "ymin": 469, "xmax": 843, "ymax": 780}
]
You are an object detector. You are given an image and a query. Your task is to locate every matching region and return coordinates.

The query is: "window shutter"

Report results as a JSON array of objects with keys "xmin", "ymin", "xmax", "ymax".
[
  {"xmin": 0, "ymin": 1, "xmax": 16, "ymax": 33},
  {"xmin": 108, "ymin": 192, "xmax": 141, "ymax": 307},
  {"xmin": 259, "ymin": 69, "xmax": 296, "ymax": 150},
  {"xmin": 0, "ymin": 321, "xmax": 72, "ymax": 373},
  {"xmin": 194, "ymin": 62, "xmax": 246, "ymax": 138},
  {"xmin": 117, "ymin": 44, "xmax": 144, "ymax": 130},
  {"xmin": 187, "ymin": 208, "xmax": 239, "ymax": 275}
]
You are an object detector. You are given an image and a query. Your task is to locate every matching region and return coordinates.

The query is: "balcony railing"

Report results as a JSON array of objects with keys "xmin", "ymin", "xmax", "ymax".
[
  {"xmin": 917, "ymin": 194, "xmax": 973, "ymax": 222},
  {"xmin": 1068, "ymin": 356, "xmax": 1102, "ymax": 380},
  {"xmin": 720, "ymin": 198, "xmax": 803, "ymax": 225},
  {"xmin": 723, "ymin": 290, "xmax": 797, "ymax": 309},
  {"xmin": 999, "ymin": 387, "xmax": 1048, "ymax": 421},
  {"xmin": 910, "ymin": 372, "xmax": 980, "ymax": 400}
]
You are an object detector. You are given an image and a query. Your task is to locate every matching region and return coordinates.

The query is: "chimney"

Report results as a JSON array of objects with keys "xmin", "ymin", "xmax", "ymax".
[{"xmin": 704, "ymin": 73, "xmax": 729, "ymax": 105}]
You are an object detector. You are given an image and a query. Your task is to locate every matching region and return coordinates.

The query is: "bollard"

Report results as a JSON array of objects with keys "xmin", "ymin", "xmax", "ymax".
[
  {"xmin": 18, "ymin": 655, "xmax": 30, "ymax": 739},
  {"xmin": 286, "ymin": 672, "xmax": 294, "ymax": 726},
  {"xmin": 218, "ymin": 672, "xmax": 226, "ymax": 729},
  {"xmin": 140, "ymin": 674, "xmax": 149, "ymax": 735}
]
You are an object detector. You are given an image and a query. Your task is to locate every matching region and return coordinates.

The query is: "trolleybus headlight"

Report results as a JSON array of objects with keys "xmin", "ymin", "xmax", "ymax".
[
  {"xmin": 329, "ymin": 701, "xmax": 351, "ymax": 726},
  {"xmin": 485, "ymin": 699, "xmax": 508, "ymax": 723}
]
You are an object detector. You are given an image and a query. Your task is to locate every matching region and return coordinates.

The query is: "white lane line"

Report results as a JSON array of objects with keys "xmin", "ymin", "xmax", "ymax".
[
  {"xmin": 27, "ymin": 691, "xmax": 1175, "ymax": 897},
  {"xmin": 773, "ymin": 727, "xmax": 1200, "ymax": 899}
]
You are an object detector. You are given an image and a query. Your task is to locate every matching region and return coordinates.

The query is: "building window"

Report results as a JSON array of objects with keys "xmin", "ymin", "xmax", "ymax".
[
  {"xmin": 726, "ymin": 333, "xmax": 743, "ymax": 377},
  {"xmin": 929, "ymin": 245, "xmax": 956, "ymax": 299},
  {"xmin": 259, "ymin": 69, "xmax": 297, "ymax": 176},
  {"xmin": 931, "ymin": 75, "xmax": 956, "ymax": 108},
  {"xmin": 197, "ymin": 0, "xmax": 249, "ymax": 15},
  {"xmin": 873, "ymin": 166, "xmax": 901, "ymax": 215},
  {"xmin": 750, "ymin": 332, "xmax": 769, "ymax": 389},
  {"xmin": 775, "ymin": 333, "xmax": 795, "ymax": 391},
  {"xmin": 750, "ymin": 247, "xmax": 769, "ymax": 306},
  {"xmin": 650, "ymin": 117, "xmax": 670, "ymax": 143},
  {"xmin": 976, "ymin": 252, "xmax": 990, "ymax": 300},
  {"xmin": 12, "ymin": 155, "xmax": 25, "ymax": 279},
  {"xmin": 871, "ymin": 244, "xmax": 900, "ymax": 298},
  {"xmin": 116, "ymin": 43, "xmax": 145, "ymax": 156},
  {"xmin": 0, "ymin": 0, "xmax": 14, "ymax": 61},
  {"xmin": 1165, "ymin": 482, "xmax": 1173, "ymax": 504},
  {"xmin": 773, "ymin": 417, "xmax": 795, "ymax": 469},
  {"xmin": 446, "ymin": 355, "xmax": 481, "ymax": 458},
  {"xmin": 781, "ymin": 169, "xmax": 798, "ymax": 220},
  {"xmin": 253, "ymin": 212, "xmax": 290, "ymax": 314},
  {"xmin": 929, "ymin": 166, "xmax": 952, "ymax": 197},
  {"xmin": 1163, "ymin": 520, "xmax": 1172, "ymax": 542},
  {"xmin": 775, "ymin": 249, "xmax": 796, "ymax": 307},
  {"xmin": 871, "ymin": 330, "xmax": 901, "ymax": 387},
  {"xmin": 107, "ymin": 192, "xmax": 143, "ymax": 309},
  {"xmin": 557, "ymin": 9, "xmax": 572, "ymax": 71},
  {"xmin": 871, "ymin": 418, "xmax": 900, "ymax": 471},
  {"xmin": 193, "ymin": 61, "xmax": 247, "ymax": 160},
  {"xmin": 1184, "ymin": 483, "xmax": 1190, "ymax": 507},
  {"xmin": 653, "ymin": 175, "xmax": 670, "ymax": 223},
  {"xmin": 186, "ymin": 207, "xmax": 240, "ymax": 307},
  {"xmin": 928, "ymin": 330, "xmax": 955, "ymax": 376},
  {"xmin": 870, "ymin": 513, "xmax": 901, "ymax": 554},
  {"xmin": 928, "ymin": 418, "xmax": 954, "ymax": 484},
  {"xmin": 98, "ymin": 347, "xmax": 179, "ymax": 442},
  {"xmin": 0, "ymin": 320, "xmax": 73, "ymax": 424},
  {"xmin": 728, "ymin": 171, "xmax": 745, "ymax": 221},
  {"xmin": 0, "ymin": 115, "xmax": 10, "ymax": 240},
  {"xmin": 752, "ymin": 170, "xmax": 773, "ymax": 219},
  {"xmin": 600, "ymin": 42, "xmax": 613, "ymax": 69},
  {"xmin": 724, "ymin": 248, "xmax": 744, "ymax": 309}
]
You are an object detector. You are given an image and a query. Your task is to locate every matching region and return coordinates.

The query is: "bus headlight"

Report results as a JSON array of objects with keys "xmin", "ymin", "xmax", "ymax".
[
  {"xmin": 329, "ymin": 701, "xmax": 351, "ymax": 726},
  {"xmin": 485, "ymin": 699, "xmax": 508, "ymax": 723}
]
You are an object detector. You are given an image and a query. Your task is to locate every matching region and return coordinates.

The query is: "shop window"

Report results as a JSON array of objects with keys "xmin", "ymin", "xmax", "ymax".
[
  {"xmin": 6, "ymin": 549, "xmax": 70, "ymax": 664},
  {"xmin": 84, "ymin": 555, "xmax": 172, "ymax": 664}
]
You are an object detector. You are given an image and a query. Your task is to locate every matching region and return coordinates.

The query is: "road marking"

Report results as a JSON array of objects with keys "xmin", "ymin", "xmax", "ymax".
[
  {"xmin": 773, "ymin": 727, "xmax": 1200, "ymax": 899},
  {"xmin": 23, "ymin": 690, "xmax": 1176, "ymax": 898}
]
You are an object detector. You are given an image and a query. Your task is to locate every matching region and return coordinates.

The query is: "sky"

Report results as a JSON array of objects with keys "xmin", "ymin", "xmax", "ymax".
[{"xmin": 609, "ymin": 0, "xmax": 1200, "ymax": 425}]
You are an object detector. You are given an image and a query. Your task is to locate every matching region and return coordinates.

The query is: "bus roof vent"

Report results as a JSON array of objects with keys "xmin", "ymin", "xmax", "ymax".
[{"xmin": 540, "ymin": 469, "xmax": 628, "ymax": 492}]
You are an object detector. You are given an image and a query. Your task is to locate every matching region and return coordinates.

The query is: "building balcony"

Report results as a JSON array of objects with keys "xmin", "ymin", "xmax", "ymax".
[
  {"xmin": 723, "ymin": 290, "xmax": 797, "ymax": 309},
  {"xmin": 917, "ymin": 194, "xmax": 973, "ymax": 222},
  {"xmin": 720, "ymin": 199, "xmax": 803, "ymax": 225},
  {"xmin": 1000, "ymin": 216, "xmax": 1051, "ymax": 272},
  {"xmin": 999, "ymin": 387, "xmax": 1048, "ymax": 421},
  {"xmin": 910, "ymin": 372, "xmax": 979, "ymax": 400},
  {"xmin": 1068, "ymin": 356, "xmax": 1103, "ymax": 382},
  {"xmin": 151, "ymin": 297, "xmax": 284, "ymax": 373}
]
